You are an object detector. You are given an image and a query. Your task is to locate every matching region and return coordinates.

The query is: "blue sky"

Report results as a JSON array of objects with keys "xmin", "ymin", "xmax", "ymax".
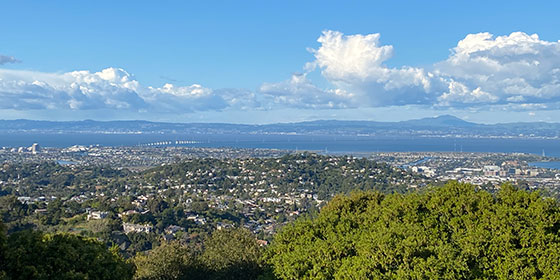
[{"xmin": 1, "ymin": 1, "xmax": 560, "ymax": 123}]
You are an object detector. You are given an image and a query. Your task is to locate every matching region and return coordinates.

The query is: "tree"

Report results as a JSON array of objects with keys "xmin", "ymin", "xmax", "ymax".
[
  {"xmin": 42, "ymin": 198, "xmax": 64, "ymax": 226},
  {"xmin": 0, "ymin": 195, "xmax": 32, "ymax": 232},
  {"xmin": 147, "ymin": 197, "xmax": 169, "ymax": 214},
  {"xmin": 133, "ymin": 241, "xmax": 200, "ymax": 280},
  {"xmin": 3, "ymin": 230, "xmax": 134, "ymax": 280},
  {"xmin": 267, "ymin": 182, "xmax": 560, "ymax": 280},
  {"xmin": 191, "ymin": 200, "xmax": 209, "ymax": 213},
  {"xmin": 201, "ymin": 228, "xmax": 265, "ymax": 280},
  {"xmin": 0, "ymin": 221, "xmax": 6, "ymax": 280}
]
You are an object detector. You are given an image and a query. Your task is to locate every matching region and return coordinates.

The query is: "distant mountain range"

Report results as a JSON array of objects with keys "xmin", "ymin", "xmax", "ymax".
[{"xmin": 0, "ymin": 115, "xmax": 559, "ymax": 138}]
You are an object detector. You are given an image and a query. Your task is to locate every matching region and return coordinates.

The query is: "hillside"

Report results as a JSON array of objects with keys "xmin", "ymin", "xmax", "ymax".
[{"xmin": 1, "ymin": 116, "xmax": 559, "ymax": 137}]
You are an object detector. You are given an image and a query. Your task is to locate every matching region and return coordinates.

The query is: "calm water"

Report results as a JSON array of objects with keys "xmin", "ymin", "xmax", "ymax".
[
  {"xmin": 528, "ymin": 161, "xmax": 560, "ymax": 170},
  {"xmin": 56, "ymin": 160, "xmax": 78, "ymax": 165},
  {"xmin": 1, "ymin": 133, "xmax": 559, "ymax": 158}
]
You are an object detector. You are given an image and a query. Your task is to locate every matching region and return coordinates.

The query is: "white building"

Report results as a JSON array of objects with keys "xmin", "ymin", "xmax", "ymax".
[
  {"xmin": 87, "ymin": 211, "xmax": 108, "ymax": 220},
  {"xmin": 123, "ymin": 223, "xmax": 153, "ymax": 234}
]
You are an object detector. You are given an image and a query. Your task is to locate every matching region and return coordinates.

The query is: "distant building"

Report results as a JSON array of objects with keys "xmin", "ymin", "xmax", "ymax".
[
  {"xmin": 66, "ymin": 145, "xmax": 88, "ymax": 153},
  {"xmin": 123, "ymin": 223, "xmax": 153, "ymax": 234},
  {"xmin": 30, "ymin": 143, "xmax": 41, "ymax": 154},
  {"xmin": 411, "ymin": 166, "xmax": 436, "ymax": 177},
  {"xmin": 17, "ymin": 196, "xmax": 31, "ymax": 204},
  {"xmin": 483, "ymin": 165, "xmax": 500, "ymax": 176},
  {"xmin": 216, "ymin": 222, "xmax": 234, "ymax": 230},
  {"xmin": 87, "ymin": 211, "xmax": 108, "ymax": 220},
  {"xmin": 165, "ymin": 225, "xmax": 185, "ymax": 235},
  {"xmin": 117, "ymin": 209, "xmax": 138, "ymax": 218},
  {"xmin": 186, "ymin": 215, "xmax": 206, "ymax": 225}
]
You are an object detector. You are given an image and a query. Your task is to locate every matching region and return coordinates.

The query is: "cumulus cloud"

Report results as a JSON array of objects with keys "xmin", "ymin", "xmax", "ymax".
[
  {"xmin": 260, "ymin": 73, "xmax": 355, "ymax": 109},
  {"xmin": 262, "ymin": 30, "xmax": 560, "ymax": 110},
  {"xmin": 434, "ymin": 32, "xmax": 560, "ymax": 107},
  {"xmin": 0, "ymin": 55, "xmax": 20, "ymax": 65},
  {"xmin": 146, "ymin": 83, "xmax": 229, "ymax": 112},
  {"xmin": 309, "ymin": 30, "xmax": 437, "ymax": 107},
  {"xmin": 2, "ymin": 31, "xmax": 560, "ymax": 114},
  {"xmin": 263, "ymin": 30, "xmax": 441, "ymax": 108},
  {"xmin": 309, "ymin": 31, "xmax": 432, "ymax": 91},
  {"xmin": 437, "ymin": 81, "xmax": 498, "ymax": 106},
  {"xmin": 306, "ymin": 31, "xmax": 394, "ymax": 81},
  {"xmin": 0, "ymin": 67, "xmax": 248, "ymax": 112},
  {"xmin": 0, "ymin": 68, "xmax": 147, "ymax": 111}
]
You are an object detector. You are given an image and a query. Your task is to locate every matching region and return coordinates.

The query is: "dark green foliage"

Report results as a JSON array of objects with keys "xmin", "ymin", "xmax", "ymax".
[
  {"xmin": 143, "ymin": 153, "xmax": 420, "ymax": 198},
  {"xmin": 4, "ymin": 154, "xmax": 559, "ymax": 279},
  {"xmin": 267, "ymin": 182, "xmax": 560, "ymax": 279},
  {"xmin": 0, "ymin": 162, "xmax": 129, "ymax": 198},
  {"xmin": 132, "ymin": 228, "xmax": 265, "ymax": 280},
  {"xmin": 147, "ymin": 197, "xmax": 169, "ymax": 214},
  {"xmin": 0, "ymin": 221, "xmax": 6, "ymax": 279},
  {"xmin": 0, "ymin": 196, "xmax": 34, "ymax": 232},
  {"xmin": 133, "ymin": 241, "xmax": 201, "ymax": 280},
  {"xmin": 126, "ymin": 232, "xmax": 161, "ymax": 254},
  {"xmin": 2, "ymin": 230, "xmax": 134, "ymax": 280},
  {"xmin": 201, "ymin": 228, "xmax": 265, "ymax": 280}
]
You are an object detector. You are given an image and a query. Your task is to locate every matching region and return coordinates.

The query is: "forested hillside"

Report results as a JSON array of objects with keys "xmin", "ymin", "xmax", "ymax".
[
  {"xmin": 2, "ymin": 182, "xmax": 559, "ymax": 279},
  {"xmin": 1, "ymin": 153, "xmax": 425, "ymax": 256},
  {"xmin": 267, "ymin": 182, "xmax": 560, "ymax": 279}
]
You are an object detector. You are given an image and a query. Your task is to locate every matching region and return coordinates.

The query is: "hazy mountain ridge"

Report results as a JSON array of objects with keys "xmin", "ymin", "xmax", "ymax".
[{"xmin": 0, "ymin": 115, "xmax": 558, "ymax": 138}]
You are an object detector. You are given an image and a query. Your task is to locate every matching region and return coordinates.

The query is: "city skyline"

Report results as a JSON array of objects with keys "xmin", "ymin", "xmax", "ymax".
[{"xmin": 1, "ymin": 1, "xmax": 560, "ymax": 124}]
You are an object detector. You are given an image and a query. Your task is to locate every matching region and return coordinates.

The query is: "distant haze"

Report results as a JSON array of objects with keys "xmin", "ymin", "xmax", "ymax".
[{"xmin": 0, "ymin": 115, "xmax": 558, "ymax": 138}]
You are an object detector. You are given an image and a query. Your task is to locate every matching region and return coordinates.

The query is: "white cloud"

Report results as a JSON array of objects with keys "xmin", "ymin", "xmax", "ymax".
[
  {"xmin": 262, "ymin": 31, "xmax": 438, "ymax": 108},
  {"xmin": 0, "ymin": 55, "xmax": 20, "ymax": 65},
  {"xmin": 307, "ymin": 30, "xmax": 394, "ymax": 81},
  {"xmin": 2, "ymin": 31, "xmax": 560, "ymax": 115},
  {"xmin": 259, "ymin": 73, "xmax": 355, "ymax": 109},
  {"xmin": 263, "ymin": 30, "xmax": 560, "ymax": 110},
  {"xmin": 435, "ymin": 32, "xmax": 560, "ymax": 106},
  {"xmin": 437, "ymin": 80, "xmax": 499, "ymax": 105},
  {"xmin": 0, "ymin": 68, "xmax": 147, "ymax": 110},
  {"xmin": 152, "ymin": 83, "xmax": 212, "ymax": 98},
  {"xmin": 146, "ymin": 83, "xmax": 229, "ymax": 112},
  {"xmin": 0, "ymin": 67, "xmax": 247, "ymax": 112},
  {"xmin": 308, "ymin": 30, "xmax": 436, "ymax": 107}
]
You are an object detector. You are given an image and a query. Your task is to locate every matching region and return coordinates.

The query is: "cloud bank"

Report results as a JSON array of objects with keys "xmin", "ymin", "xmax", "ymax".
[
  {"xmin": 264, "ymin": 30, "xmax": 560, "ymax": 110},
  {"xmin": 0, "ymin": 67, "xmax": 256, "ymax": 112},
  {"xmin": 435, "ymin": 32, "xmax": 560, "ymax": 108},
  {"xmin": 1, "ymin": 31, "xmax": 560, "ymax": 115}
]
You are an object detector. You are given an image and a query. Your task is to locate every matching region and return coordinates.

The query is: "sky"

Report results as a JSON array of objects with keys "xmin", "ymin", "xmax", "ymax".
[{"xmin": 1, "ymin": 0, "xmax": 560, "ymax": 124}]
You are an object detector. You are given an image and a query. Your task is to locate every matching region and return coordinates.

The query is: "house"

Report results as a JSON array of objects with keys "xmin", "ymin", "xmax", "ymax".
[
  {"xmin": 186, "ymin": 215, "xmax": 206, "ymax": 225},
  {"xmin": 87, "ymin": 211, "xmax": 108, "ymax": 220},
  {"xmin": 117, "ymin": 209, "xmax": 138, "ymax": 218},
  {"xmin": 216, "ymin": 222, "xmax": 234, "ymax": 230},
  {"xmin": 165, "ymin": 225, "xmax": 185, "ymax": 235},
  {"xmin": 123, "ymin": 223, "xmax": 153, "ymax": 234}
]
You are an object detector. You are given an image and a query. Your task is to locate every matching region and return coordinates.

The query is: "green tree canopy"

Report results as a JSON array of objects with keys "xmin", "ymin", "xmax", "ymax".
[
  {"xmin": 132, "ymin": 228, "xmax": 266, "ymax": 280},
  {"xmin": 201, "ymin": 228, "xmax": 265, "ymax": 280},
  {"xmin": 133, "ymin": 241, "xmax": 200, "ymax": 280},
  {"xmin": 3, "ymin": 230, "xmax": 134, "ymax": 280},
  {"xmin": 0, "ymin": 221, "xmax": 6, "ymax": 280},
  {"xmin": 267, "ymin": 182, "xmax": 560, "ymax": 280}
]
